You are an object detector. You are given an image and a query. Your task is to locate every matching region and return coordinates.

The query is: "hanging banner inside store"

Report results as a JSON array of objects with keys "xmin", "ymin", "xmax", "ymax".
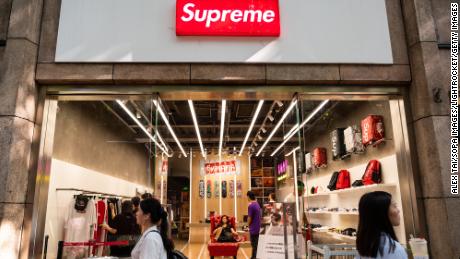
[
  {"xmin": 200, "ymin": 160, "xmax": 241, "ymax": 175},
  {"xmin": 160, "ymin": 159, "xmax": 168, "ymax": 176},
  {"xmin": 176, "ymin": 0, "xmax": 280, "ymax": 36}
]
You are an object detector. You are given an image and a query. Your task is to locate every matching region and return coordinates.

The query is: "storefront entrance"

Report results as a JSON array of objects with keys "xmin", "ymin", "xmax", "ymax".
[{"xmin": 27, "ymin": 86, "xmax": 420, "ymax": 259}]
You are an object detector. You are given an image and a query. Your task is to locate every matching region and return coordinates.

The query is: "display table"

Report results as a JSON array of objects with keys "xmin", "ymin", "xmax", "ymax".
[{"xmin": 236, "ymin": 230, "xmax": 251, "ymax": 247}]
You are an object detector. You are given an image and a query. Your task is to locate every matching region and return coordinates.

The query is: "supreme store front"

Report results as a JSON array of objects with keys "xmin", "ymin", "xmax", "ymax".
[{"xmin": 3, "ymin": 0, "xmax": 452, "ymax": 258}]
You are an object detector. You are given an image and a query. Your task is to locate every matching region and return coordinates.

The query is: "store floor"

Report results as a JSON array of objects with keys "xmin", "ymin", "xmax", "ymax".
[{"xmin": 174, "ymin": 239, "xmax": 252, "ymax": 259}]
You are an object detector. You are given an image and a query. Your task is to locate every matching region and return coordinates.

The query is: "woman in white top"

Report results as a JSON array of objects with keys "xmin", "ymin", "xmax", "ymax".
[
  {"xmin": 131, "ymin": 198, "xmax": 173, "ymax": 259},
  {"xmin": 356, "ymin": 191, "xmax": 408, "ymax": 259}
]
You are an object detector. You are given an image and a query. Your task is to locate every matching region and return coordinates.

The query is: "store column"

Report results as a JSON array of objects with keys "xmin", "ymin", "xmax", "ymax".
[
  {"xmin": 402, "ymin": 0, "xmax": 459, "ymax": 258},
  {"xmin": 0, "ymin": 0, "xmax": 43, "ymax": 258}
]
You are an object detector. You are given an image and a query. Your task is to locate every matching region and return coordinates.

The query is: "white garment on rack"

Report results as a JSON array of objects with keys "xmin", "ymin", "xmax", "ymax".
[{"xmin": 64, "ymin": 198, "xmax": 97, "ymax": 259}]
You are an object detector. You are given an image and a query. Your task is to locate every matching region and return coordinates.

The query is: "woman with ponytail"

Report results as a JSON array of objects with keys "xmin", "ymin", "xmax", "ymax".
[{"xmin": 131, "ymin": 197, "xmax": 174, "ymax": 259}]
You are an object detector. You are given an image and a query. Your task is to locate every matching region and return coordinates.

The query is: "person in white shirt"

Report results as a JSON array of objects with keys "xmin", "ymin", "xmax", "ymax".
[
  {"xmin": 356, "ymin": 191, "xmax": 408, "ymax": 259},
  {"xmin": 283, "ymin": 180, "xmax": 305, "ymax": 203},
  {"xmin": 131, "ymin": 198, "xmax": 173, "ymax": 259}
]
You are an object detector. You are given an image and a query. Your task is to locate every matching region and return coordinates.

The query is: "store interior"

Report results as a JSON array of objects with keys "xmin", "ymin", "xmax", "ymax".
[{"xmin": 39, "ymin": 94, "xmax": 411, "ymax": 258}]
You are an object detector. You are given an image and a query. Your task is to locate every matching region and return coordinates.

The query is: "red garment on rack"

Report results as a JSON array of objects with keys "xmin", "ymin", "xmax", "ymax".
[{"xmin": 92, "ymin": 200, "xmax": 107, "ymax": 256}]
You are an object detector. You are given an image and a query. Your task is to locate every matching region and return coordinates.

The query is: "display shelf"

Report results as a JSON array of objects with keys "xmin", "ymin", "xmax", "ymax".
[
  {"xmin": 312, "ymin": 229, "xmax": 356, "ymax": 242},
  {"xmin": 327, "ymin": 232, "xmax": 356, "ymax": 241},
  {"xmin": 304, "ymin": 183, "xmax": 397, "ymax": 198},
  {"xmin": 251, "ymin": 157, "xmax": 275, "ymax": 202},
  {"xmin": 307, "ymin": 211, "xmax": 358, "ymax": 216}
]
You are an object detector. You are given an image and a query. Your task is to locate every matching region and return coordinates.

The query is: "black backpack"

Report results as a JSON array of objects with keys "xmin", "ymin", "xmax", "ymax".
[
  {"xmin": 331, "ymin": 128, "xmax": 346, "ymax": 160},
  {"xmin": 170, "ymin": 250, "xmax": 188, "ymax": 259},
  {"xmin": 327, "ymin": 171, "xmax": 340, "ymax": 191},
  {"xmin": 149, "ymin": 230, "xmax": 188, "ymax": 259}
]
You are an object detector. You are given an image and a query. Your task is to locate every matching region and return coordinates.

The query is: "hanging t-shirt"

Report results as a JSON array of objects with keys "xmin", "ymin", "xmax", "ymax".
[{"xmin": 64, "ymin": 198, "xmax": 97, "ymax": 259}]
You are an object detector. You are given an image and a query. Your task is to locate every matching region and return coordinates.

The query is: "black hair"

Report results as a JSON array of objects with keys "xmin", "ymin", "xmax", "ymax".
[
  {"xmin": 219, "ymin": 215, "xmax": 230, "ymax": 227},
  {"xmin": 356, "ymin": 191, "xmax": 397, "ymax": 257},
  {"xmin": 140, "ymin": 198, "xmax": 174, "ymax": 254},
  {"xmin": 247, "ymin": 191, "xmax": 256, "ymax": 200},
  {"xmin": 121, "ymin": 200, "xmax": 134, "ymax": 215},
  {"xmin": 271, "ymin": 212, "xmax": 281, "ymax": 222},
  {"xmin": 131, "ymin": 196, "xmax": 141, "ymax": 207},
  {"xmin": 141, "ymin": 193, "xmax": 153, "ymax": 200}
]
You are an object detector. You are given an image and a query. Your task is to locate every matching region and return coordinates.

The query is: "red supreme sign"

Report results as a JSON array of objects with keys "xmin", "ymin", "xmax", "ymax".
[
  {"xmin": 176, "ymin": 0, "xmax": 280, "ymax": 36},
  {"xmin": 205, "ymin": 160, "xmax": 237, "ymax": 174}
]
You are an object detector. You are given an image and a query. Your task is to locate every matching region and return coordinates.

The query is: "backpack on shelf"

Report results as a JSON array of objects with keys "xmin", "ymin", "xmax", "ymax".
[
  {"xmin": 331, "ymin": 128, "xmax": 346, "ymax": 160},
  {"xmin": 344, "ymin": 125, "xmax": 365, "ymax": 157},
  {"xmin": 313, "ymin": 147, "xmax": 327, "ymax": 168},
  {"xmin": 327, "ymin": 171, "xmax": 340, "ymax": 191},
  {"xmin": 361, "ymin": 115, "xmax": 385, "ymax": 147},
  {"xmin": 305, "ymin": 152, "xmax": 313, "ymax": 174},
  {"xmin": 362, "ymin": 160, "xmax": 382, "ymax": 185},
  {"xmin": 335, "ymin": 170, "xmax": 351, "ymax": 190}
]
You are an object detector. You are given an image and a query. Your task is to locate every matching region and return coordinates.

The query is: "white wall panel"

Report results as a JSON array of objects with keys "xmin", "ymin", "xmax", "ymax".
[{"xmin": 56, "ymin": 0, "xmax": 393, "ymax": 63}]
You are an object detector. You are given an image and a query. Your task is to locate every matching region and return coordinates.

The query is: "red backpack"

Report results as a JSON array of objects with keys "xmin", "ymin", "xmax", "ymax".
[
  {"xmin": 335, "ymin": 170, "xmax": 351, "ymax": 190},
  {"xmin": 362, "ymin": 160, "xmax": 382, "ymax": 185},
  {"xmin": 361, "ymin": 115, "xmax": 385, "ymax": 147},
  {"xmin": 313, "ymin": 147, "xmax": 327, "ymax": 168}
]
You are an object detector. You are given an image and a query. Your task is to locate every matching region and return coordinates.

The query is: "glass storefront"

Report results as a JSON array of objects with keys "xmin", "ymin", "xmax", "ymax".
[{"xmin": 32, "ymin": 89, "xmax": 418, "ymax": 259}]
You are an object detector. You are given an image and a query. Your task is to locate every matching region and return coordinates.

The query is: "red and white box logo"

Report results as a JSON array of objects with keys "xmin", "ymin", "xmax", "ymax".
[{"xmin": 176, "ymin": 0, "xmax": 280, "ymax": 36}]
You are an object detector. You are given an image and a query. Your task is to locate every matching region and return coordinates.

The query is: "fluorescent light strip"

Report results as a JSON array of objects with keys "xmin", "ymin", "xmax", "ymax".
[
  {"xmin": 271, "ymin": 100, "xmax": 330, "ymax": 156},
  {"xmin": 256, "ymin": 99, "xmax": 298, "ymax": 156},
  {"xmin": 116, "ymin": 100, "xmax": 168, "ymax": 154},
  {"xmin": 239, "ymin": 100, "xmax": 264, "ymax": 156},
  {"xmin": 285, "ymin": 146, "xmax": 300, "ymax": 157},
  {"xmin": 153, "ymin": 100, "xmax": 187, "ymax": 157},
  {"xmin": 188, "ymin": 100, "xmax": 206, "ymax": 158},
  {"xmin": 218, "ymin": 100, "xmax": 226, "ymax": 157},
  {"xmin": 284, "ymin": 123, "xmax": 299, "ymax": 140},
  {"xmin": 154, "ymin": 131, "xmax": 168, "ymax": 153}
]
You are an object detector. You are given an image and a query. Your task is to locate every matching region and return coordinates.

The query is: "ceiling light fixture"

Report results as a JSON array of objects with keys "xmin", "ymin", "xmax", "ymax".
[
  {"xmin": 275, "ymin": 100, "xmax": 284, "ymax": 107},
  {"xmin": 256, "ymin": 98, "xmax": 298, "ymax": 156},
  {"xmin": 153, "ymin": 100, "xmax": 187, "ymax": 157},
  {"xmin": 218, "ymin": 100, "xmax": 227, "ymax": 157},
  {"xmin": 239, "ymin": 101, "xmax": 264, "ymax": 156},
  {"xmin": 261, "ymin": 127, "xmax": 267, "ymax": 133},
  {"xmin": 285, "ymin": 146, "xmax": 300, "ymax": 157},
  {"xmin": 284, "ymin": 123, "xmax": 299, "ymax": 140},
  {"xmin": 271, "ymin": 100, "xmax": 330, "ymax": 156},
  {"xmin": 257, "ymin": 134, "xmax": 263, "ymax": 140},
  {"xmin": 116, "ymin": 100, "xmax": 168, "ymax": 155},
  {"xmin": 267, "ymin": 113, "xmax": 275, "ymax": 122},
  {"xmin": 188, "ymin": 100, "xmax": 206, "ymax": 158}
]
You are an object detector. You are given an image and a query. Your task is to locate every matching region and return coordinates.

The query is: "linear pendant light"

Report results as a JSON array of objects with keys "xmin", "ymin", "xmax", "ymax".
[
  {"xmin": 116, "ymin": 100, "xmax": 168, "ymax": 155},
  {"xmin": 284, "ymin": 123, "xmax": 299, "ymax": 140},
  {"xmin": 256, "ymin": 99, "xmax": 298, "ymax": 156},
  {"xmin": 218, "ymin": 100, "xmax": 227, "ymax": 157},
  {"xmin": 285, "ymin": 146, "xmax": 300, "ymax": 157},
  {"xmin": 239, "ymin": 100, "xmax": 264, "ymax": 156},
  {"xmin": 153, "ymin": 100, "xmax": 187, "ymax": 157},
  {"xmin": 188, "ymin": 100, "xmax": 206, "ymax": 158},
  {"xmin": 271, "ymin": 100, "xmax": 330, "ymax": 156}
]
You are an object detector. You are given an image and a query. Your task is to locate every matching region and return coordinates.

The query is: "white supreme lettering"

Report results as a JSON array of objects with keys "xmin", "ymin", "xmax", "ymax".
[{"xmin": 180, "ymin": 3, "xmax": 276, "ymax": 28}]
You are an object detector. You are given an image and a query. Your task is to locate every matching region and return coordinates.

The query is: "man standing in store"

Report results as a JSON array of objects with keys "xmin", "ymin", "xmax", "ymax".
[{"xmin": 247, "ymin": 191, "xmax": 261, "ymax": 259}]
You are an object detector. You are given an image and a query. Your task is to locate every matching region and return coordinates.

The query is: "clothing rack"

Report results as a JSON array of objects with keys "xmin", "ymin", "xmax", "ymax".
[{"xmin": 55, "ymin": 188, "xmax": 132, "ymax": 199}]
